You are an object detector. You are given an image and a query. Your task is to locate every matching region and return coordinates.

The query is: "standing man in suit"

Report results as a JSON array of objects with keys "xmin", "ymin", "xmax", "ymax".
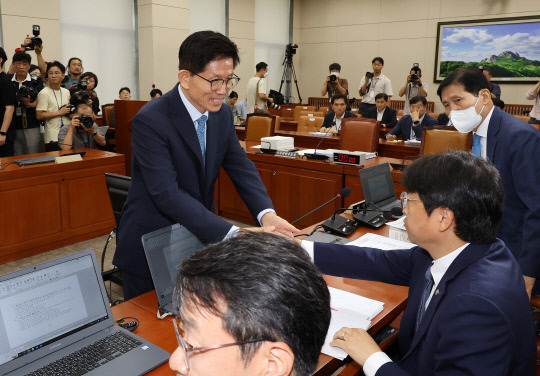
[
  {"xmin": 319, "ymin": 93, "xmax": 356, "ymax": 134},
  {"xmin": 438, "ymin": 67, "xmax": 540, "ymax": 297},
  {"xmin": 115, "ymin": 31, "xmax": 298, "ymax": 300},
  {"xmin": 304, "ymin": 152, "xmax": 536, "ymax": 375},
  {"xmin": 386, "ymin": 96, "xmax": 437, "ymax": 141},
  {"xmin": 365, "ymin": 93, "xmax": 397, "ymax": 128}
]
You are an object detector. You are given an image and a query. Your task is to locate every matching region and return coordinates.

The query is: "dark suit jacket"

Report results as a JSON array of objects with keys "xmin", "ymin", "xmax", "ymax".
[
  {"xmin": 365, "ymin": 106, "xmax": 397, "ymax": 128},
  {"xmin": 313, "ymin": 240, "xmax": 536, "ymax": 375},
  {"xmin": 114, "ymin": 84, "xmax": 273, "ymax": 278},
  {"xmin": 487, "ymin": 107, "xmax": 540, "ymax": 278},
  {"xmin": 322, "ymin": 110, "xmax": 357, "ymax": 129},
  {"xmin": 388, "ymin": 114, "xmax": 438, "ymax": 141},
  {"xmin": 437, "ymin": 113, "xmax": 450, "ymax": 126}
]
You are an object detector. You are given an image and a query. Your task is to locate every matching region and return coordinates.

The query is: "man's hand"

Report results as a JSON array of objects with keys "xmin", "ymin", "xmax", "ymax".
[
  {"xmin": 329, "ymin": 127, "xmax": 339, "ymax": 134},
  {"xmin": 23, "ymin": 35, "xmax": 32, "ymax": 50},
  {"xmin": 244, "ymin": 226, "xmax": 276, "ymax": 233},
  {"xmin": 268, "ymin": 98, "xmax": 274, "ymax": 104},
  {"xmin": 20, "ymin": 95, "xmax": 31, "ymax": 107},
  {"xmin": 411, "ymin": 110, "xmax": 420, "ymax": 123},
  {"xmin": 406, "ymin": 74, "xmax": 412, "ymax": 83},
  {"xmin": 261, "ymin": 212, "xmax": 299, "ymax": 238},
  {"xmin": 320, "ymin": 127, "xmax": 328, "ymax": 132},
  {"xmin": 69, "ymin": 83, "xmax": 78, "ymax": 90},
  {"xmin": 71, "ymin": 116, "xmax": 81, "ymax": 129},
  {"xmin": 0, "ymin": 134, "xmax": 5, "ymax": 146},
  {"xmin": 524, "ymin": 275, "xmax": 535, "ymax": 299},
  {"xmin": 331, "ymin": 327, "xmax": 381, "ymax": 366},
  {"xmin": 58, "ymin": 105, "xmax": 71, "ymax": 116},
  {"xmin": 386, "ymin": 134, "xmax": 397, "ymax": 141}
]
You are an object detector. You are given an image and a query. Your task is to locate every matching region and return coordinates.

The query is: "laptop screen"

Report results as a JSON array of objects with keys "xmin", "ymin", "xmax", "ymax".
[
  {"xmin": 359, "ymin": 163, "xmax": 397, "ymax": 205},
  {"xmin": 0, "ymin": 253, "xmax": 109, "ymax": 368}
]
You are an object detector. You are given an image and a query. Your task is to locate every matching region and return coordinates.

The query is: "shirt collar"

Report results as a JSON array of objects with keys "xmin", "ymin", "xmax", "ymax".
[
  {"xmin": 178, "ymin": 84, "xmax": 209, "ymax": 122},
  {"xmin": 12, "ymin": 73, "xmax": 31, "ymax": 83},
  {"xmin": 474, "ymin": 106, "xmax": 494, "ymax": 138},
  {"xmin": 430, "ymin": 243, "xmax": 470, "ymax": 287},
  {"xmin": 377, "ymin": 108, "xmax": 385, "ymax": 115},
  {"xmin": 334, "ymin": 112, "xmax": 346, "ymax": 120}
]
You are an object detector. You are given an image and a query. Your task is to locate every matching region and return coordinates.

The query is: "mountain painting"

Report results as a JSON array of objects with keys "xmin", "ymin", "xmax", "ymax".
[{"xmin": 435, "ymin": 17, "xmax": 540, "ymax": 82}]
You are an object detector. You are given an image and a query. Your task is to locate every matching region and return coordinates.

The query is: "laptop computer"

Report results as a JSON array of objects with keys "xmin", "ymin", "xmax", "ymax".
[
  {"xmin": 353, "ymin": 163, "xmax": 402, "ymax": 228},
  {"xmin": 0, "ymin": 249, "xmax": 169, "ymax": 376},
  {"xmin": 142, "ymin": 224, "xmax": 204, "ymax": 318}
]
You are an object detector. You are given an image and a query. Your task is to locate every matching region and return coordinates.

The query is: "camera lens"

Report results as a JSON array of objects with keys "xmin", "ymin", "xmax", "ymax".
[{"xmin": 329, "ymin": 75, "xmax": 337, "ymax": 82}]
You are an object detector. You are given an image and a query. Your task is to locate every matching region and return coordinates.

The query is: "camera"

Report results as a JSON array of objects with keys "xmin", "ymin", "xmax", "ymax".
[
  {"xmin": 70, "ymin": 90, "xmax": 90, "ymax": 109},
  {"xmin": 77, "ymin": 114, "xmax": 94, "ymax": 129},
  {"xmin": 365, "ymin": 72, "xmax": 374, "ymax": 79},
  {"xmin": 23, "ymin": 25, "xmax": 42, "ymax": 51},
  {"xmin": 410, "ymin": 73, "xmax": 419, "ymax": 81},
  {"xmin": 329, "ymin": 75, "xmax": 337, "ymax": 82},
  {"xmin": 16, "ymin": 75, "xmax": 42, "ymax": 103},
  {"xmin": 285, "ymin": 43, "xmax": 298, "ymax": 57},
  {"xmin": 77, "ymin": 78, "xmax": 88, "ymax": 91},
  {"xmin": 267, "ymin": 101, "xmax": 281, "ymax": 111}
]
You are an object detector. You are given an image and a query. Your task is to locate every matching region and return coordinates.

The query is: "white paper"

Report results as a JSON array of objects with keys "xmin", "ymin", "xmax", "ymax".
[
  {"xmin": 310, "ymin": 132, "xmax": 331, "ymax": 137},
  {"xmin": 404, "ymin": 139, "xmax": 421, "ymax": 145},
  {"xmin": 347, "ymin": 232, "xmax": 415, "ymax": 250},
  {"xmin": 249, "ymin": 144, "xmax": 262, "ymax": 149},
  {"xmin": 385, "ymin": 215, "xmax": 406, "ymax": 230},
  {"xmin": 297, "ymin": 149, "xmax": 334, "ymax": 157}
]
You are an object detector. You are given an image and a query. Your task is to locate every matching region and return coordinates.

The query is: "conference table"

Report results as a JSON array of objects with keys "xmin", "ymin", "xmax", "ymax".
[{"xmin": 111, "ymin": 223, "xmax": 409, "ymax": 376}]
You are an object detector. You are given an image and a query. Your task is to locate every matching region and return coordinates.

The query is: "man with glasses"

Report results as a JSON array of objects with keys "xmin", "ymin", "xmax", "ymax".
[
  {"xmin": 169, "ymin": 231, "xmax": 331, "ymax": 375},
  {"xmin": 386, "ymin": 95, "xmax": 437, "ymax": 141},
  {"xmin": 115, "ymin": 31, "xmax": 298, "ymax": 300},
  {"xmin": 303, "ymin": 151, "xmax": 535, "ymax": 375}
]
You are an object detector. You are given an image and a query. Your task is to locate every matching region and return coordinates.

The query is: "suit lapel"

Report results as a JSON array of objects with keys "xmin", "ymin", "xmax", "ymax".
[
  {"xmin": 205, "ymin": 112, "xmax": 220, "ymax": 181},
  {"xmin": 486, "ymin": 107, "xmax": 502, "ymax": 162}
]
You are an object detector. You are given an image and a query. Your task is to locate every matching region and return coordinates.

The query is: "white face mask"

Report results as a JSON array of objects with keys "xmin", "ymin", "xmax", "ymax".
[
  {"xmin": 264, "ymin": 71, "xmax": 269, "ymax": 78},
  {"xmin": 449, "ymin": 96, "xmax": 485, "ymax": 133},
  {"xmin": 330, "ymin": 72, "xmax": 340, "ymax": 78}
]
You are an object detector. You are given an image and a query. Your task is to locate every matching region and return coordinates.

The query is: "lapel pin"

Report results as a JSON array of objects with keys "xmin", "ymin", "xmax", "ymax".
[{"xmin": 435, "ymin": 289, "xmax": 439, "ymax": 296}]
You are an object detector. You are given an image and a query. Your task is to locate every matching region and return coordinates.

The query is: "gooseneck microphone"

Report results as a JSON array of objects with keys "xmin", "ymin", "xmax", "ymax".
[
  {"xmin": 291, "ymin": 187, "xmax": 351, "ymax": 225},
  {"xmin": 304, "ymin": 125, "xmax": 334, "ymax": 160}
]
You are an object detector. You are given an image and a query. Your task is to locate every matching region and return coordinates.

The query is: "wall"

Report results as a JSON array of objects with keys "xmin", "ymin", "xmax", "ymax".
[
  {"xmin": 296, "ymin": 0, "xmax": 540, "ymax": 111},
  {"xmin": 229, "ymin": 0, "xmax": 255, "ymax": 101}
]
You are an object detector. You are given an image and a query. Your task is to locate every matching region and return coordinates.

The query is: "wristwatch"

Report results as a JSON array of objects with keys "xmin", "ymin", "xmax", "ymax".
[
  {"xmin": 0, "ymin": 131, "xmax": 6, "ymax": 136},
  {"xmin": 418, "ymin": 83, "xmax": 423, "ymax": 87}
]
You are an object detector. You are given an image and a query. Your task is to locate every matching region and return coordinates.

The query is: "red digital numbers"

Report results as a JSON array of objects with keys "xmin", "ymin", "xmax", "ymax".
[{"xmin": 336, "ymin": 153, "xmax": 358, "ymax": 164}]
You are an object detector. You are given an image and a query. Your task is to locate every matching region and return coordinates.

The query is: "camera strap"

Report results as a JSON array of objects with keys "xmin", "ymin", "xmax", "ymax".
[{"xmin": 52, "ymin": 88, "xmax": 65, "ymax": 126}]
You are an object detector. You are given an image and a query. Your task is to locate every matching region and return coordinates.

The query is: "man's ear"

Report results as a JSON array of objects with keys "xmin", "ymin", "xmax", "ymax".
[
  {"xmin": 261, "ymin": 341, "xmax": 294, "ymax": 376},
  {"xmin": 436, "ymin": 207, "xmax": 455, "ymax": 233},
  {"xmin": 178, "ymin": 70, "xmax": 191, "ymax": 90},
  {"xmin": 479, "ymin": 88, "xmax": 491, "ymax": 105}
]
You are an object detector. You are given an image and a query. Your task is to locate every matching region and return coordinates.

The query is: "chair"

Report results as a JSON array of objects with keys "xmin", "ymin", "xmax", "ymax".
[
  {"xmin": 274, "ymin": 115, "xmax": 281, "ymax": 131},
  {"xmin": 245, "ymin": 113, "xmax": 276, "ymax": 142},
  {"xmin": 420, "ymin": 126, "xmax": 472, "ymax": 155},
  {"xmin": 351, "ymin": 108, "xmax": 360, "ymax": 114},
  {"xmin": 531, "ymin": 122, "xmax": 540, "ymax": 132},
  {"xmin": 297, "ymin": 110, "xmax": 324, "ymax": 119},
  {"xmin": 297, "ymin": 116, "xmax": 324, "ymax": 132},
  {"xmin": 339, "ymin": 118, "xmax": 380, "ymax": 153},
  {"xmin": 429, "ymin": 112, "xmax": 441, "ymax": 120},
  {"xmin": 102, "ymin": 104, "xmax": 115, "ymax": 151},
  {"xmin": 397, "ymin": 109, "xmax": 404, "ymax": 118},
  {"xmin": 293, "ymin": 105, "xmax": 317, "ymax": 121},
  {"xmin": 515, "ymin": 115, "xmax": 531, "ymax": 123},
  {"xmin": 280, "ymin": 107, "xmax": 294, "ymax": 120},
  {"xmin": 318, "ymin": 106, "xmax": 330, "ymax": 114},
  {"xmin": 102, "ymin": 173, "xmax": 131, "ymax": 302}
]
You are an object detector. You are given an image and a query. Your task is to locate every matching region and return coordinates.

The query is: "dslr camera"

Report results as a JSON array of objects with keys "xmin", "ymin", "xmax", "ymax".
[
  {"xmin": 365, "ymin": 72, "xmax": 374, "ymax": 79},
  {"xmin": 77, "ymin": 114, "xmax": 94, "ymax": 129},
  {"xmin": 329, "ymin": 74, "xmax": 337, "ymax": 82},
  {"xmin": 410, "ymin": 63, "xmax": 420, "ymax": 81},
  {"xmin": 16, "ymin": 74, "xmax": 42, "ymax": 103},
  {"xmin": 23, "ymin": 25, "xmax": 42, "ymax": 51},
  {"xmin": 69, "ymin": 78, "xmax": 90, "ymax": 107},
  {"xmin": 267, "ymin": 101, "xmax": 281, "ymax": 111}
]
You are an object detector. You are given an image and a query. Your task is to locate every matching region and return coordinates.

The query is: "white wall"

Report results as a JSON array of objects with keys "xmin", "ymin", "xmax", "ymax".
[{"xmin": 190, "ymin": 0, "xmax": 225, "ymax": 34}]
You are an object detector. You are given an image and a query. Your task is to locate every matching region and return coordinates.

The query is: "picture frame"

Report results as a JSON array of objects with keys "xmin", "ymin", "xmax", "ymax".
[{"xmin": 434, "ymin": 16, "xmax": 540, "ymax": 83}]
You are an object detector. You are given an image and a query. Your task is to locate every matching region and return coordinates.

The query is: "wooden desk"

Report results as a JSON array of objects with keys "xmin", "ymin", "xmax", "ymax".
[
  {"xmin": 276, "ymin": 130, "xmax": 340, "ymax": 149},
  {"xmin": 0, "ymin": 149, "xmax": 125, "ymax": 263},
  {"xmin": 377, "ymin": 138, "xmax": 420, "ymax": 159}
]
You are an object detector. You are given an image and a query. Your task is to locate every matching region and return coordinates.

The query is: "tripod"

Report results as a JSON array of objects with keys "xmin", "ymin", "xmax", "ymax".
[{"xmin": 279, "ymin": 54, "xmax": 302, "ymax": 104}]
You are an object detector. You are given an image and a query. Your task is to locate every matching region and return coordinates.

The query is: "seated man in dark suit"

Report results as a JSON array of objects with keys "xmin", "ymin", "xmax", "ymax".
[
  {"xmin": 320, "ymin": 93, "xmax": 356, "ymax": 134},
  {"xmin": 303, "ymin": 151, "xmax": 536, "ymax": 376},
  {"xmin": 386, "ymin": 95, "xmax": 437, "ymax": 141},
  {"xmin": 365, "ymin": 93, "xmax": 397, "ymax": 128}
]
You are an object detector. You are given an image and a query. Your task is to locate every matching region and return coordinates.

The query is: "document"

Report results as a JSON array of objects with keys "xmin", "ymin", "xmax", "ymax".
[{"xmin": 347, "ymin": 232, "xmax": 415, "ymax": 250}]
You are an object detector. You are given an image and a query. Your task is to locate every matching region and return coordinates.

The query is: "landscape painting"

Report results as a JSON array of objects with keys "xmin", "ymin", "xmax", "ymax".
[{"xmin": 434, "ymin": 16, "xmax": 540, "ymax": 83}]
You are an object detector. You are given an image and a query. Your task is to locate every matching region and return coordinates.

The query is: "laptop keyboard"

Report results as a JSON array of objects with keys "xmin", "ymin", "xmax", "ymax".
[{"xmin": 25, "ymin": 331, "xmax": 143, "ymax": 376}]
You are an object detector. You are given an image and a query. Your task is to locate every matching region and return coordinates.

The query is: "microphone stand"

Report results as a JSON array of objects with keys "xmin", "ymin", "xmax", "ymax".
[
  {"xmin": 291, "ymin": 193, "xmax": 341, "ymax": 225},
  {"xmin": 304, "ymin": 126, "xmax": 333, "ymax": 160}
]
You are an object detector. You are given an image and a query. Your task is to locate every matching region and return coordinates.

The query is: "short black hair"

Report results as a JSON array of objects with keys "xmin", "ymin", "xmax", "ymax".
[
  {"xmin": 67, "ymin": 57, "xmax": 82, "ymax": 67},
  {"xmin": 80, "ymin": 72, "xmax": 98, "ymax": 88},
  {"xmin": 255, "ymin": 61, "xmax": 268, "ymax": 72},
  {"xmin": 403, "ymin": 151, "xmax": 504, "ymax": 243},
  {"xmin": 119, "ymin": 87, "xmax": 130, "ymax": 95},
  {"xmin": 29, "ymin": 64, "xmax": 40, "ymax": 73},
  {"xmin": 175, "ymin": 231, "xmax": 331, "ymax": 376},
  {"xmin": 229, "ymin": 90, "xmax": 238, "ymax": 99},
  {"xmin": 409, "ymin": 95, "xmax": 427, "ymax": 106},
  {"xmin": 179, "ymin": 30, "xmax": 240, "ymax": 74},
  {"xmin": 411, "ymin": 66, "xmax": 422, "ymax": 76},
  {"xmin": 329, "ymin": 62, "xmax": 341, "ymax": 71},
  {"xmin": 375, "ymin": 93, "xmax": 388, "ymax": 101},
  {"xmin": 150, "ymin": 88, "xmax": 162, "ymax": 98},
  {"xmin": 74, "ymin": 103, "xmax": 91, "ymax": 114},
  {"xmin": 0, "ymin": 47, "xmax": 7, "ymax": 68},
  {"xmin": 13, "ymin": 51, "xmax": 31, "ymax": 65},
  {"xmin": 482, "ymin": 66, "xmax": 492, "ymax": 75},
  {"xmin": 437, "ymin": 67, "xmax": 489, "ymax": 100},
  {"xmin": 331, "ymin": 93, "xmax": 348, "ymax": 104},
  {"xmin": 46, "ymin": 61, "xmax": 66, "ymax": 75},
  {"xmin": 372, "ymin": 56, "xmax": 384, "ymax": 65}
]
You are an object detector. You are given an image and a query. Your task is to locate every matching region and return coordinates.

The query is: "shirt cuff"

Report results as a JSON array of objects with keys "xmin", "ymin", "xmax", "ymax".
[
  {"xmin": 363, "ymin": 351, "xmax": 392, "ymax": 376},
  {"xmin": 257, "ymin": 208, "xmax": 275, "ymax": 226},
  {"xmin": 301, "ymin": 240, "xmax": 314, "ymax": 262},
  {"xmin": 223, "ymin": 225, "xmax": 240, "ymax": 240}
]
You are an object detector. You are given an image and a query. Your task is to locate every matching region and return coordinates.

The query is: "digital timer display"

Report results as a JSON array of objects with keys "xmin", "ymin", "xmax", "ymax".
[{"xmin": 333, "ymin": 152, "xmax": 361, "ymax": 165}]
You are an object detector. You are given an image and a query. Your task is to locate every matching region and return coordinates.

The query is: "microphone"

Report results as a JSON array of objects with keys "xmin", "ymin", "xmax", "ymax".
[
  {"xmin": 291, "ymin": 187, "xmax": 351, "ymax": 225},
  {"xmin": 353, "ymin": 205, "xmax": 404, "ymax": 229},
  {"xmin": 304, "ymin": 125, "xmax": 333, "ymax": 160}
]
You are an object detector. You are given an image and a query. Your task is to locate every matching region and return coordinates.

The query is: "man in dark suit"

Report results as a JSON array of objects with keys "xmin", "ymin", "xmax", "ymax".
[
  {"xmin": 386, "ymin": 95, "xmax": 437, "ymax": 141},
  {"xmin": 114, "ymin": 31, "xmax": 298, "ymax": 300},
  {"xmin": 365, "ymin": 93, "xmax": 397, "ymax": 128},
  {"xmin": 320, "ymin": 93, "xmax": 356, "ymax": 134},
  {"xmin": 304, "ymin": 152, "xmax": 536, "ymax": 375},
  {"xmin": 438, "ymin": 67, "xmax": 540, "ymax": 298}
]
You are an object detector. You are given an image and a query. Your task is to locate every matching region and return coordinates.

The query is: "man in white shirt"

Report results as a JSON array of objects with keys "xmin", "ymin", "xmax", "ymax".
[
  {"xmin": 358, "ymin": 57, "xmax": 393, "ymax": 117},
  {"xmin": 303, "ymin": 151, "xmax": 535, "ymax": 376},
  {"xmin": 398, "ymin": 65, "xmax": 428, "ymax": 115},
  {"xmin": 246, "ymin": 62, "xmax": 274, "ymax": 114}
]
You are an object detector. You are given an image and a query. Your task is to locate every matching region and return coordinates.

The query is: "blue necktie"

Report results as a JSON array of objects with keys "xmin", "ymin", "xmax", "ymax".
[
  {"xmin": 472, "ymin": 133, "xmax": 481, "ymax": 158},
  {"xmin": 416, "ymin": 266, "xmax": 434, "ymax": 332},
  {"xmin": 196, "ymin": 115, "xmax": 207, "ymax": 165}
]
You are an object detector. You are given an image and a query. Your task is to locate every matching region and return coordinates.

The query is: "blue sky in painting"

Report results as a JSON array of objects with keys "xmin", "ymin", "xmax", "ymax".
[{"xmin": 441, "ymin": 21, "xmax": 540, "ymax": 62}]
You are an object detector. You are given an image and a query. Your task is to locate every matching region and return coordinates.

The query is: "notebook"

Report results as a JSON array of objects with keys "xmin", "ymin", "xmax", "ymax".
[
  {"xmin": 142, "ymin": 224, "xmax": 204, "ymax": 317},
  {"xmin": 353, "ymin": 163, "xmax": 402, "ymax": 228},
  {"xmin": 0, "ymin": 249, "xmax": 169, "ymax": 376}
]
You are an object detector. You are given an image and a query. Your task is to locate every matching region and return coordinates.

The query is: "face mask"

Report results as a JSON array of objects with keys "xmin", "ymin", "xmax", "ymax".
[
  {"xmin": 449, "ymin": 96, "xmax": 485, "ymax": 133},
  {"xmin": 264, "ymin": 71, "xmax": 269, "ymax": 78},
  {"xmin": 330, "ymin": 72, "xmax": 340, "ymax": 78}
]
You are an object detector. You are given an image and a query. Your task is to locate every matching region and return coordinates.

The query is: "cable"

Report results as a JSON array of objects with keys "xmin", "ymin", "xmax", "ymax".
[
  {"xmin": 157, "ymin": 309, "xmax": 173, "ymax": 320},
  {"xmin": 0, "ymin": 161, "xmax": 16, "ymax": 170},
  {"xmin": 116, "ymin": 317, "xmax": 139, "ymax": 332}
]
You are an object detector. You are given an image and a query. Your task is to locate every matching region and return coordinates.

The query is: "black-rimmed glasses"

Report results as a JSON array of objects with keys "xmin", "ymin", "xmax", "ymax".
[{"xmin": 190, "ymin": 72, "xmax": 241, "ymax": 91}]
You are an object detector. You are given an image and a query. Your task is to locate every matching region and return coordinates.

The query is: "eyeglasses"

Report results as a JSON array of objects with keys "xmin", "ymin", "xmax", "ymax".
[
  {"xmin": 400, "ymin": 192, "xmax": 420, "ymax": 208},
  {"xmin": 190, "ymin": 72, "xmax": 241, "ymax": 91},
  {"xmin": 172, "ymin": 318, "xmax": 266, "ymax": 370}
]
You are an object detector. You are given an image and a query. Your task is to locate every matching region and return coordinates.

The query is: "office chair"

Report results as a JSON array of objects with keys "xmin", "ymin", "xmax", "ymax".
[
  {"xmin": 339, "ymin": 118, "xmax": 380, "ymax": 152},
  {"xmin": 297, "ymin": 116, "xmax": 324, "ymax": 132},
  {"xmin": 420, "ymin": 126, "xmax": 472, "ymax": 155},
  {"xmin": 297, "ymin": 110, "xmax": 325, "ymax": 119},
  {"xmin": 293, "ymin": 105, "xmax": 317, "ymax": 121},
  {"xmin": 245, "ymin": 113, "xmax": 276, "ymax": 142}
]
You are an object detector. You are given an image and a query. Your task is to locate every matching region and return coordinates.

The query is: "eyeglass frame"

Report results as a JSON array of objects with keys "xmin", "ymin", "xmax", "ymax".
[
  {"xmin": 189, "ymin": 71, "xmax": 241, "ymax": 92},
  {"xmin": 172, "ymin": 318, "xmax": 267, "ymax": 370},
  {"xmin": 400, "ymin": 191, "xmax": 420, "ymax": 208}
]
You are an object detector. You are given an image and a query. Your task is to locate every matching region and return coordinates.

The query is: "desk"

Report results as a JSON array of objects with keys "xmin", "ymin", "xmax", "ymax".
[
  {"xmin": 111, "ymin": 223, "xmax": 408, "ymax": 376},
  {"xmin": 377, "ymin": 138, "xmax": 420, "ymax": 159},
  {"xmin": 0, "ymin": 149, "xmax": 125, "ymax": 263}
]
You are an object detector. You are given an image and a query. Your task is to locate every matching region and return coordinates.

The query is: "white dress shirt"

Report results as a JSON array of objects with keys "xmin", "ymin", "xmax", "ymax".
[{"xmin": 473, "ymin": 106, "xmax": 494, "ymax": 160}]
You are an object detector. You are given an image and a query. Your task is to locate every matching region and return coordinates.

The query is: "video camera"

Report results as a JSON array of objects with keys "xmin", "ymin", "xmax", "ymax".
[
  {"xmin": 22, "ymin": 25, "xmax": 42, "ymax": 51},
  {"xmin": 16, "ymin": 74, "xmax": 43, "ymax": 103},
  {"xmin": 285, "ymin": 43, "xmax": 298, "ymax": 57}
]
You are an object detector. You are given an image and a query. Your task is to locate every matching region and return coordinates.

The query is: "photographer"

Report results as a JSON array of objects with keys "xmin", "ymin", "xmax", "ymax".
[
  {"xmin": 36, "ymin": 61, "xmax": 71, "ymax": 151},
  {"xmin": 358, "ymin": 57, "xmax": 393, "ymax": 117},
  {"xmin": 398, "ymin": 64, "xmax": 428, "ymax": 115},
  {"xmin": 246, "ymin": 62, "xmax": 273, "ymax": 114},
  {"xmin": 321, "ymin": 63, "xmax": 348, "ymax": 99},
  {"xmin": 77, "ymin": 72, "xmax": 100, "ymax": 115},
  {"xmin": 320, "ymin": 94, "xmax": 357, "ymax": 134},
  {"xmin": 22, "ymin": 33, "xmax": 47, "ymax": 79},
  {"xmin": 9, "ymin": 51, "xmax": 45, "ymax": 155},
  {"xmin": 0, "ymin": 47, "xmax": 16, "ymax": 157},
  {"xmin": 58, "ymin": 103, "xmax": 106, "ymax": 150},
  {"xmin": 63, "ymin": 57, "xmax": 83, "ymax": 90}
]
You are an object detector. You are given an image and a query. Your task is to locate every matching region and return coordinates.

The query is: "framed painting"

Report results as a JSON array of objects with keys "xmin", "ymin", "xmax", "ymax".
[{"xmin": 434, "ymin": 16, "xmax": 540, "ymax": 83}]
